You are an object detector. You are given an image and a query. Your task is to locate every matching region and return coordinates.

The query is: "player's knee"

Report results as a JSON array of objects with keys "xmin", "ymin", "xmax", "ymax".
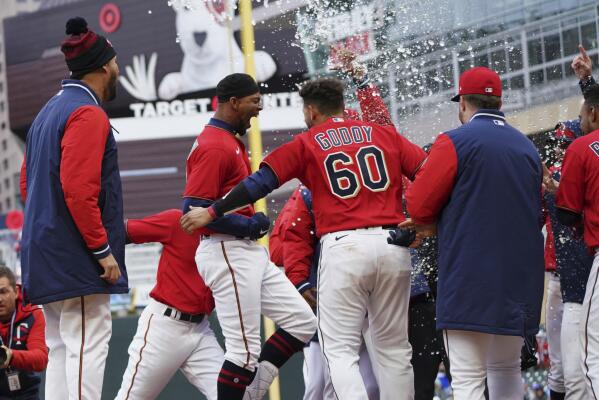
[{"xmin": 297, "ymin": 312, "xmax": 317, "ymax": 342}]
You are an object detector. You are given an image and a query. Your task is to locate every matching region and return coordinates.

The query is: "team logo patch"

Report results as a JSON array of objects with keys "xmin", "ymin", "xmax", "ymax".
[
  {"xmin": 485, "ymin": 87, "xmax": 493, "ymax": 93},
  {"xmin": 590, "ymin": 141, "xmax": 599, "ymax": 158},
  {"xmin": 493, "ymin": 120, "xmax": 504, "ymax": 126}
]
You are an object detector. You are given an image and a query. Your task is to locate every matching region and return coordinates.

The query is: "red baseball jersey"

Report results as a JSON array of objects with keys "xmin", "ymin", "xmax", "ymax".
[
  {"xmin": 184, "ymin": 123, "xmax": 255, "ymax": 234},
  {"xmin": 269, "ymin": 186, "xmax": 316, "ymax": 286},
  {"xmin": 557, "ymin": 129, "xmax": 599, "ymax": 249},
  {"xmin": 262, "ymin": 118, "xmax": 426, "ymax": 236},
  {"xmin": 126, "ymin": 209, "xmax": 215, "ymax": 315}
]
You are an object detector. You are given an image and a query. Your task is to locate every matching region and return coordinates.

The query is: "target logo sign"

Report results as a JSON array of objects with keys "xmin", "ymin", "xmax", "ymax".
[{"xmin": 99, "ymin": 3, "xmax": 121, "ymax": 34}]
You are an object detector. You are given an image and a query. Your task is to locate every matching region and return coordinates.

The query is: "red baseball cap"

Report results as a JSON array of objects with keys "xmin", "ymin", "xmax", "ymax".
[{"xmin": 451, "ymin": 66, "xmax": 502, "ymax": 102}]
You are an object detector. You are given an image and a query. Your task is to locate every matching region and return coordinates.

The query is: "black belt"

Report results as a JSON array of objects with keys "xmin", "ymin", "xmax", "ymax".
[
  {"xmin": 346, "ymin": 224, "xmax": 397, "ymax": 231},
  {"xmin": 164, "ymin": 307, "xmax": 205, "ymax": 323},
  {"xmin": 200, "ymin": 234, "xmax": 253, "ymax": 241}
]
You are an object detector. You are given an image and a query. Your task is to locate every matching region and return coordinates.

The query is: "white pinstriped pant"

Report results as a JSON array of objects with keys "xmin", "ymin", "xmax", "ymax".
[
  {"xmin": 317, "ymin": 228, "xmax": 413, "ymax": 400},
  {"xmin": 196, "ymin": 234, "xmax": 317, "ymax": 371},
  {"xmin": 580, "ymin": 250, "xmax": 599, "ymax": 399},
  {"xmin": 115, "ymin": 299, "xmax": 223, "ymax": 400},
  {"xmin": 44, "ymin": 294, "xmax": 111, "ymax": 400}
]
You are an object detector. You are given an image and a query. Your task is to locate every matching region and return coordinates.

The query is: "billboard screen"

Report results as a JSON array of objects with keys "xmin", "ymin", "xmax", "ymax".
[{"xmin": 5, "ymin": 0, "xmax": 307, "ymax": 217}]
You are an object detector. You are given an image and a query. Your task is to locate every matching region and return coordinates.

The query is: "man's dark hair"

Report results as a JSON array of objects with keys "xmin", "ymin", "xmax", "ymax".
[
  {"xmin": 299, "ymin": 78, "xmax": 345, "ymax": 115},
  {"xmin": 462, "ymin": 94, "xmax": 501, "ymax": 110},
  {"xmin": 0, "ymin": 266, "xmax": 16, "ymax": 289},
  {"xmin": 583, "ymin": 84, "xmax": 599, "ymax": 107}
]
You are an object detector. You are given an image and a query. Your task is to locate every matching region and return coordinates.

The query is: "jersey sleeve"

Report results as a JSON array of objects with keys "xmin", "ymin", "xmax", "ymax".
[
  {"xmin": 269, "ymin": 204, "xmax": 290, "ymax": 267},
  {"xmin": 261, "ymin": 136, "xmax": 306, "ymax": 185},
  {"xmin": 60, "ymin": 106, "xmax": 111, "ymax": 258},
  {"xmin": 557, "ymin": 144, "xmax": 586, "ymax": 214},
  {"xmin": 184, "ymin": 145, "xmax": 231, "ymax": 201},
  {"xmin": 126, "ymin": 210, "xmax": 178, "ymax": 245},
  {"xmin": 283, "ymin": 193, "xmax": 316, "ymax": 288},
  {"xmin": 407, "ymin": 134, "xmax": 458, "ymax": 224},
  {"xmin": 10, "ymin": 308, "xmax": 48, "ymax": 372},
  {"xmin": 396, "ymin": 131, "xmax": 427, "ymax": 180},
  {"xmin": 357, "ymin": 85, "xmax": 393, "ymax": 126}
]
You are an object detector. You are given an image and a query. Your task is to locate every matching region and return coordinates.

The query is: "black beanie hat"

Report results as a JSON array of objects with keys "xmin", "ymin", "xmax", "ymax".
[
  {"xmin": 216, "ymin": 73, "xmax": 260, "ymax": 102},
  {"xmin": 60, "ymin": 17, "xmax": 117, "ymax": 79}
]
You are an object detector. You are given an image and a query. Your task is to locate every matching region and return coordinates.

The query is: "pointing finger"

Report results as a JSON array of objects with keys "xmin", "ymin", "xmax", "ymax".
[{"xmin": 579, "ymin": 44, "xmax": 590, "ymax": 61}]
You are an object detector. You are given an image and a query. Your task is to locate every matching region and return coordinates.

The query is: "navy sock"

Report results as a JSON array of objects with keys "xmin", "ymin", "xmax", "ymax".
[
  {"xmin": 217, "ymin": 360, "xmax": 254, "ymax": 400},
  {"xmin": 258, "ymin": 328, "xmax": 306, "ymax": 368}
]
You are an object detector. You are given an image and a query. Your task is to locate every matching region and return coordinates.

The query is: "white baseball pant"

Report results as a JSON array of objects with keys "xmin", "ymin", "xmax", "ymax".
[
  {"xmin": 443, "ymin": 330, "xmax": 523, "ymax": 400},
  {"xmin": 44, "ymin": 293, "xmax": 111, "ymax": 400},
  {"xmin": 561, "ymin": 302, "xmax": 589, "ymax": 399},
  {"xmin": 196, "ymin": 234, "xmax": 317, "ymax": 370},
  {"xmin": 115, "ymin": 299, "xmax": 223, "ymax": 400},
  {"xmin": 580, "ymin": 249, "xmax": 599, "ymax": 399},
  {"xmin": 317, "ymin": 227, "xmax": 413, "ymax": 400},
  {"xmin": 546, "ymin": 272, "xmax": 565, "ymax": 394},
  {"xmin": 303, "ymin": 322, "xmax": 379, "ymax": 400}
]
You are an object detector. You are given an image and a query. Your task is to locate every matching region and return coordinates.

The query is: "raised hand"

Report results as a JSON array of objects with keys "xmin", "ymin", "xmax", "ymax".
[
  {"xmin": 571, "ymin": 45, "xmax": 592, "ymax": 81},
  {"xmin": 329, "ymin": 47, "xmax": 367, "ymax": 81},
  {"xmin": 119, "ymin": 52, "xmax": 158, "ymax": 101}
]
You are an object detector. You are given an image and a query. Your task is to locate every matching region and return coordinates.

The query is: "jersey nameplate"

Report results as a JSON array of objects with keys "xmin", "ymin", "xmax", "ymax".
[{"xmin": 314, "ymin": 126, "xmax": 373, "ymax": 151}]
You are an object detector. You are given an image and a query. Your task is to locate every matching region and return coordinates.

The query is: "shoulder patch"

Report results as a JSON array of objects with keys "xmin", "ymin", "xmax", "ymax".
[{"xmin": 590, "ymin": 141, "xmax": 599, "ymax": 158}]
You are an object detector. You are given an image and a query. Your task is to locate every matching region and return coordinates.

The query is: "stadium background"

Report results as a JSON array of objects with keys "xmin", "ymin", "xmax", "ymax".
[{"xmin": 0, "ymin": 0, "xmax": 598, "ymax": 398}]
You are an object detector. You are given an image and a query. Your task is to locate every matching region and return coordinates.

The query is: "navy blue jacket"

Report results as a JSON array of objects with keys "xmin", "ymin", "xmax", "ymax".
[
  {"xmin": 21, "ymin": 80, "xmax": 128, "ymax": 304},
  {"xmin": 407, "ymin": 110, "xmax": 545, "ymax": 336}
]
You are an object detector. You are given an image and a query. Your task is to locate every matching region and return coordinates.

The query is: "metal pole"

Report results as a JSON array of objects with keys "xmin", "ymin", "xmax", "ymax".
[{"xmin": 238, "ymin": 1, "xmax": 281, "ymax": 399}]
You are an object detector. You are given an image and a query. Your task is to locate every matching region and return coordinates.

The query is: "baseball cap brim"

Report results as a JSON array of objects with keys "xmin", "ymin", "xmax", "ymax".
[{"xmin": 451, "ymin": 94, "xmax": 460, "ymax": 102}]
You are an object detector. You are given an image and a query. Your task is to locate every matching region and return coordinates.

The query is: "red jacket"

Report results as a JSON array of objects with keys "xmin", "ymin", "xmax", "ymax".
[
  {"xmin": 0, "ymin": 286, "xmax": 48, "ymax": 372},
  {"xmin": 270, "ymin": 186, "xmax": 315, "ymax": 288}
]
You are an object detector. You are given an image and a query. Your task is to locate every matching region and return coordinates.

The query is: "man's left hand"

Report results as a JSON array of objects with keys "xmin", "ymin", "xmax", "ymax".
[
  {"xmin": 0, "ymin": 346, "xmax": 12, "ymax": 369},
  {"xmin": 398, "ymin": 218, "xmax": 437, "ymax": 248},
  {"xmin": 180, "ymin": 206, "xmax": 215, "ymax": 234}
]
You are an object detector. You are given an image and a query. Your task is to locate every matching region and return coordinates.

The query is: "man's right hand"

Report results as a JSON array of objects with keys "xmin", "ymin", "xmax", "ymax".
[
  {"xmin": 302, "ymin": 287, "xmax": 317, "ymax": 308},
  {"xmin": 98, "ymin": 253, "xmax": 121, "ymax": 284},
  {"xmin": 572, "ymin": 45, "xmax": 592, "ymax": 80},
  {"xmin": 330, "ymin": 47, "xmax": 367, "ymax": 81}
]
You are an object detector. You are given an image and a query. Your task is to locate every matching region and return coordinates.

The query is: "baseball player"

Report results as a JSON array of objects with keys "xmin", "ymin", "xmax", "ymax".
[
  {"xmin": 544, "ymin": 163, "xmax": 566, "ymax": 400},
  {"xmin": 556, "ymin": 83, "xmax": 599, "ymax": 398},
  {"xmin": 543, "ymin": 121, "xmax": 593, "ymax": 400},
  {"xmin": 20, "ymin": 17, "xmax": 126, "ymax": 399},
  {"xmin": 181, "ymin": 73, "xmax": 317, "ymax": 400},
  {"xmin": 270, "ymin": 185, "xmax": 379, "ymax": 400},
  {"xmin": 181, "ymin": 77, "xmax": 428, "ymax": 400},
  {"xmin": 402, "ymin": 66, "xmax": 544, "ymax": 399},
  {"xmin": 115, "ymin": 209, "xmax": 223, "ymax": 400}
]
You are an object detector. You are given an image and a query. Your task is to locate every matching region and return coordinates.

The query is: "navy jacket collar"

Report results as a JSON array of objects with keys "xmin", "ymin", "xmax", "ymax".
[
  {"xmin": 61, "ymin": 79, "xmax": 101, "ymax": 105},
  {"xmin": 470, "ymin": 109, "xmax": 506, "ymax": 122},
  {"xmin": 208, "ymin": 118, "xmax": 241, "ymax": 136}
]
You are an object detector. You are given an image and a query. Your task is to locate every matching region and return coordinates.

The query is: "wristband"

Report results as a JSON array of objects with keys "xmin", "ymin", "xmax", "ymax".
[{"xmin": 207, "ymin": 205, "xmax": 219, "ymax": 219}]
